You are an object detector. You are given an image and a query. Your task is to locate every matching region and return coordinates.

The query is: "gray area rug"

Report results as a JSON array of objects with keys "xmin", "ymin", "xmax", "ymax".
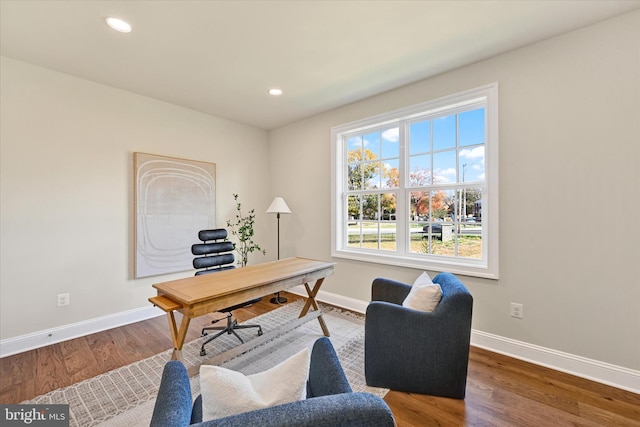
[{"xmin": 26, "ymin": 301, "xmax": 386, "ymax": 427}]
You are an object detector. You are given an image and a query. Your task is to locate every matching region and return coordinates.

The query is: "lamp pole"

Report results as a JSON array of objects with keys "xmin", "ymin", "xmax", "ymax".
[
  {"xmin": 276, "ymin": 212, "xmax": 281, "ymax": 259},
  {"xmin": 266, "ymin": 197, "xmax": 291, "ymax": 304}
]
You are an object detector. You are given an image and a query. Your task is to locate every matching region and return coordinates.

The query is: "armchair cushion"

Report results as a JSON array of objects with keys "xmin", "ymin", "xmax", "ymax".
[
  {"xmin": 200, "ymin": 348, "xmax": 310, "ymax": 421},
  {"xmin": 402, "ymin": 272, "xmax": 442, "ymax": 312}
]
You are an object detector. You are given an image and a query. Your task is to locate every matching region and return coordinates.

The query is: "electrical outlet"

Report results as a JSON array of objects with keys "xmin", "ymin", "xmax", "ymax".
[
  {"xmin": 510, "ymin": 302, "xmax": 523, "ymax": 319},
  {"xmin": 57, "ymin": 293, "xmax": 70, "ymax": 307}
]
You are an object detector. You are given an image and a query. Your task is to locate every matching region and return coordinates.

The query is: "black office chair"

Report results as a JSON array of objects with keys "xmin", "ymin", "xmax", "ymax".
[{"xmin": 192, "ymin": 228, "xmax": 263, "ymax": 356}]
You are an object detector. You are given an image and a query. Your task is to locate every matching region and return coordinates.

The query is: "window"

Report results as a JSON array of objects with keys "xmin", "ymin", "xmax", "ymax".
[{"xmin": 331, "ymin": 84, "xmax": 498, "ymax": 278}]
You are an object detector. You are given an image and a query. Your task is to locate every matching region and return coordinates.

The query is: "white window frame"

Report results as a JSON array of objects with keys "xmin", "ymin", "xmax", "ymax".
[{"xmin": 331, "ymin": 83, "xmax": 499, "ymax": 279}]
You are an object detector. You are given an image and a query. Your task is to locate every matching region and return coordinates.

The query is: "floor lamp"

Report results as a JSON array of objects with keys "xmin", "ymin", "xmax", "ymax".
[{"xmin": 266, "ymin": 196, "xmax": 291, "ymax": 304}]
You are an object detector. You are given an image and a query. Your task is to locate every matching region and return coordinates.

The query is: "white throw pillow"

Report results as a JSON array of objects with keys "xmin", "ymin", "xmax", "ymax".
[
  {"xmin": 200, "ymin": 347, "xmax": 310, "ymax": 421},
  {"xmin": 402, "ymin": 272, "xmax": 443, "ymax": 312}
]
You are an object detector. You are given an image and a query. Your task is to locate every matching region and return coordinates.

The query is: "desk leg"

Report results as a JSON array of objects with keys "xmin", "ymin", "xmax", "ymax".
[
  {"xmin": 166, "ymin": 311, "xmax": 191, "ymax": 361},
  {"xmin": 300, "ymin": 278, "xmax": 330, "ymax": 337}
]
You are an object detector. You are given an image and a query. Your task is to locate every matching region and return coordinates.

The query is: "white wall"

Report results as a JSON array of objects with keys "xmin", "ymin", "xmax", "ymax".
[
  {"xmin": 0, "ymin": 57, "xmax": 271, "ymax": 340},
  {"xmin": 269, "ymin": 11, "xmax": 640, "ymax": 371}
]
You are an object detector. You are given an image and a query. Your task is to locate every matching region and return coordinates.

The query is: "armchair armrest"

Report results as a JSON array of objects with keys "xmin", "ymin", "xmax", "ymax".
[
  {"xmin": 371, "ymin": 277, "xmax": 412, "ymax": 305},
  {"xmin": 308, "ymin": 337, "xmax": 352, "ymax": 397},
  {"xmin": 194, "ymin": 393, "xmax": 394, "ymax": 427},
  {"xmin": 150, "ymin": 360, "xmax": 193, "ymax": 427}
]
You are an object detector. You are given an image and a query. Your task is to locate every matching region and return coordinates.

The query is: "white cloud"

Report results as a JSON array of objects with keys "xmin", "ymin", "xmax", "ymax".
[
  {"xmin": 459, "ymin": 146, "xmax": 484, "ymax": 159},
  {"xmin": 382, "ymin": 128, "xmax": 399, "ymax": 142},
  {"xmin": 434, "ymin": 167, "xmax": 456, "ymax": 183}
]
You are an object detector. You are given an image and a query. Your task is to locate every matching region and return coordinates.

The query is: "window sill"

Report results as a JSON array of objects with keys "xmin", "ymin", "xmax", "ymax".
[{"xmin": 332, "ymin": 248, "xmax": 499, "ymax": 280}]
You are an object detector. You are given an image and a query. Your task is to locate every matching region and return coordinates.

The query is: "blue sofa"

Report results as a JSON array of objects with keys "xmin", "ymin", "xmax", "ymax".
[{"xmin": 150, "ymin": 337, "xmax": 395, "ymax": 427}]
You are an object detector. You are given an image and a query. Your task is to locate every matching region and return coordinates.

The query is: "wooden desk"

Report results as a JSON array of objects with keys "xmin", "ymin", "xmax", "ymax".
[{"xmin": 149, "ymin": 257, "xmax": 335, "ymax": 360}]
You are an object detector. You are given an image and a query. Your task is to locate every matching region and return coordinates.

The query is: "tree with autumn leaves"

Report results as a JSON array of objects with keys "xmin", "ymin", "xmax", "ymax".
[{"xmin": 347, "ymin": 148, "xmax": 480, "ymax": 220}]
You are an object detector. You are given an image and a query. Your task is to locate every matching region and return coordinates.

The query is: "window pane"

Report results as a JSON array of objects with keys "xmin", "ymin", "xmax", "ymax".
[
  {"xmin": 362, "ymin": 194, "xmax": 379, "ymax": 220},
  {"xmin": 459, "ymin": 146, "xmax": 485, "ymax": 183},
  {"xmin": 381, "ymin": 192, "xmax": 397, "ymax": 221},
  {"xmin": 347, "ymin": 135, "xmax": 363, "ymax": 156},
  {"xmin": 433, "ymin": 114, "xmax": 456, "ymax": 150},
  {"xmin": 457, "ymin": 187, "xmax": 483, "ymax": 259},
  {"xmin": 363, "ymin": 161, "xmax": 380, "ymax": 189},
  {"xmin": 364, "ymin": 131, "xmax": 380, "ymax": 158},
  {"xmin": 459, "ymin": 108, "xmax": 485, "ymax": 147},
  {"xmin": 381, "ymin": 159, "xmax": 399, "ymax": 189},
  {"xmin": 347, "ymin": 221, "xmax": 361, "ymax": 248},
  {"xmin": 459, "ymin": 187, "xmax": 483, "ymax": 221},
  {"xmin": 361, "ymin": 221, "xmax": 379, "ymax": 249},
  {"xmin": 348, "ymin": 195, "xmax": 361, "ymax": 221},
  {"xmin": 409, "ymin": 121, "xmax": 430, "ymax": 155},
  {"xmin": 380, "ymin": 222, "xmax": 396, "ymax": 251},
  {"xmin": 409, "ymin": 191, "xmax": 430, "ymax": 220},
  {"xmin": 431, "ymin": 189, "xmax": 454, "ymax": 220},
  {"xmin": 348, "ymin": 162, "xmax": 362, "ymax": 190},
  {"xmin": 433, "ymin": 150, "xmax": 456, "ymax": 184},
  {"xmin": 408, "ymin": 154, "xmax": 431, "ymax": 186},
  {"xmin": 381, "ymin": 127, "xmax": 399, "ymax": 159}
]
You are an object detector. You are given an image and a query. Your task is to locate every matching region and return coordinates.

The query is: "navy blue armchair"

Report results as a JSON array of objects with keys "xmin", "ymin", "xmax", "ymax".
[
  {"xmin": 364, "ymin": 273, "xmax": 473, "ymax": 399},
  {"xmin": 150, "ymin": 337, "xmax": 395, "ymax": 427}
]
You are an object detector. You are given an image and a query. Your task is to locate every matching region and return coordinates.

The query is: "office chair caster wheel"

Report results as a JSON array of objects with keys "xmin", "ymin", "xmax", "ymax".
[
  {"xmin": 258, "ymin": 330, "xmax": 263, "ymax": 336},
  {"xmin": 200, "ymin": 348, "xmax": 206, "ymax": 356}
]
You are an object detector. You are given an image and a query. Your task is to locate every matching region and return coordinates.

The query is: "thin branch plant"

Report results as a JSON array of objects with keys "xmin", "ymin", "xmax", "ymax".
[{"xmin": 226, "ymin": 194, "xmax": 266, "ymax": 267}]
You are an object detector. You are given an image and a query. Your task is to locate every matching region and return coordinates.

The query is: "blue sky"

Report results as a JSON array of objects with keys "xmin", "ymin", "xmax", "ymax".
[{"xmin": 347, "ymin": 107, "xmax": 485, "ymax": 188}]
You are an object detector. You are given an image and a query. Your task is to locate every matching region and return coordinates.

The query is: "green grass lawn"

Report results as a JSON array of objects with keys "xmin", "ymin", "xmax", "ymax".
[{"xmin": 347, "ymin": 226, "xmax": 482, "ymax": 258}]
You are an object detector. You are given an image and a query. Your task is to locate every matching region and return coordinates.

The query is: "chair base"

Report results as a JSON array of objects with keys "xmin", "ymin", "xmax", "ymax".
[{"xmin": 200, "ymin": 312, "xmax": 262, "ymax": 356}]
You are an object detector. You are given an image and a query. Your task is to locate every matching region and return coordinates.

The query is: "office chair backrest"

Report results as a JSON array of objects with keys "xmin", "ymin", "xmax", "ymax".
[{"xmin": 192, "ymin": 229, "xmax": 236, "ymax": 276}]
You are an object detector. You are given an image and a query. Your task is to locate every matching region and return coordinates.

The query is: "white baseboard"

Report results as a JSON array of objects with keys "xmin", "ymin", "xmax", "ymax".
[
  {"xmin": 291, "ymin": 286, "xmax": 640, "ymax": 395},
  {"xmin": 0, "ymin": 306, "xmax": 165, "ymax": 358},
  {"xmin": 3, "ymin": 289, "xmax": 639, "ymax": 396},
  {"xmin": 287, "ymin": 285, "xmax": 368, "ymax": 314},
  {"xmin": 470, "ymin": 330, "xmax": 640, "ymax": 394}
]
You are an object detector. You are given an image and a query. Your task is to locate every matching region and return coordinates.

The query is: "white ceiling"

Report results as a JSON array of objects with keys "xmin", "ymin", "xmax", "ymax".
[{"xmin": 1, "ymin": 1, "xmax": 638, "ymax": 130}]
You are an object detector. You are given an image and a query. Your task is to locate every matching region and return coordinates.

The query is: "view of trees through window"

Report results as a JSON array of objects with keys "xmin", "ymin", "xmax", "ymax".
[
  {"xmin": 333, "ymin": 84, "xmax": 497, "ymax": 277},
  {"xmin": 344, "ymin": 107, "xmax": 485, "ymax": 259}
]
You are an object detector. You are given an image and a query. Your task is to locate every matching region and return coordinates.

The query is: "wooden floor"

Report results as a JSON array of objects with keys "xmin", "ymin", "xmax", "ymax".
[{"xmin": 1, "ymin": 292, "xmax": 638, "ymax": 426}]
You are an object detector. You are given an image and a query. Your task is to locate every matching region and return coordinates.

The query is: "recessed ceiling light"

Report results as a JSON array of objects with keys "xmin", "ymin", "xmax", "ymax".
[
  {"xmin": 268, "ymin": 88, "xmax": 283, "ymax": 96},
  {"xmin": 105, "ymin": 17, "xmax": 132, "ymax": 33}
]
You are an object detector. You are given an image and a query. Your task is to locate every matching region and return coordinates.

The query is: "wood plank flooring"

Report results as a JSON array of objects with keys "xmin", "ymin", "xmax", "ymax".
[{"xmin": 1, "ymin": 292, "xmax": 638, "ymax": 426}]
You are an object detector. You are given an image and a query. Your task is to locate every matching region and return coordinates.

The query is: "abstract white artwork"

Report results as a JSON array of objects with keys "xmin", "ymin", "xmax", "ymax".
[{"xmin": 134, "ymin": 152, "xmax": 216, "ymax": 278}]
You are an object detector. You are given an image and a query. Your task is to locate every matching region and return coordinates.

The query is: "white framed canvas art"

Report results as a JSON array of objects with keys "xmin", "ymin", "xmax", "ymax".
[{"xmin": 134, "ymin": 152, "xmax": 216, "ymax": 278}]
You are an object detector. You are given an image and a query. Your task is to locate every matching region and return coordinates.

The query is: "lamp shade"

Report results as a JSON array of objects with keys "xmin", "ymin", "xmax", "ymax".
[{"xmin": 266, "ymin": 197, "xmax": 291, "ymax": 214}]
